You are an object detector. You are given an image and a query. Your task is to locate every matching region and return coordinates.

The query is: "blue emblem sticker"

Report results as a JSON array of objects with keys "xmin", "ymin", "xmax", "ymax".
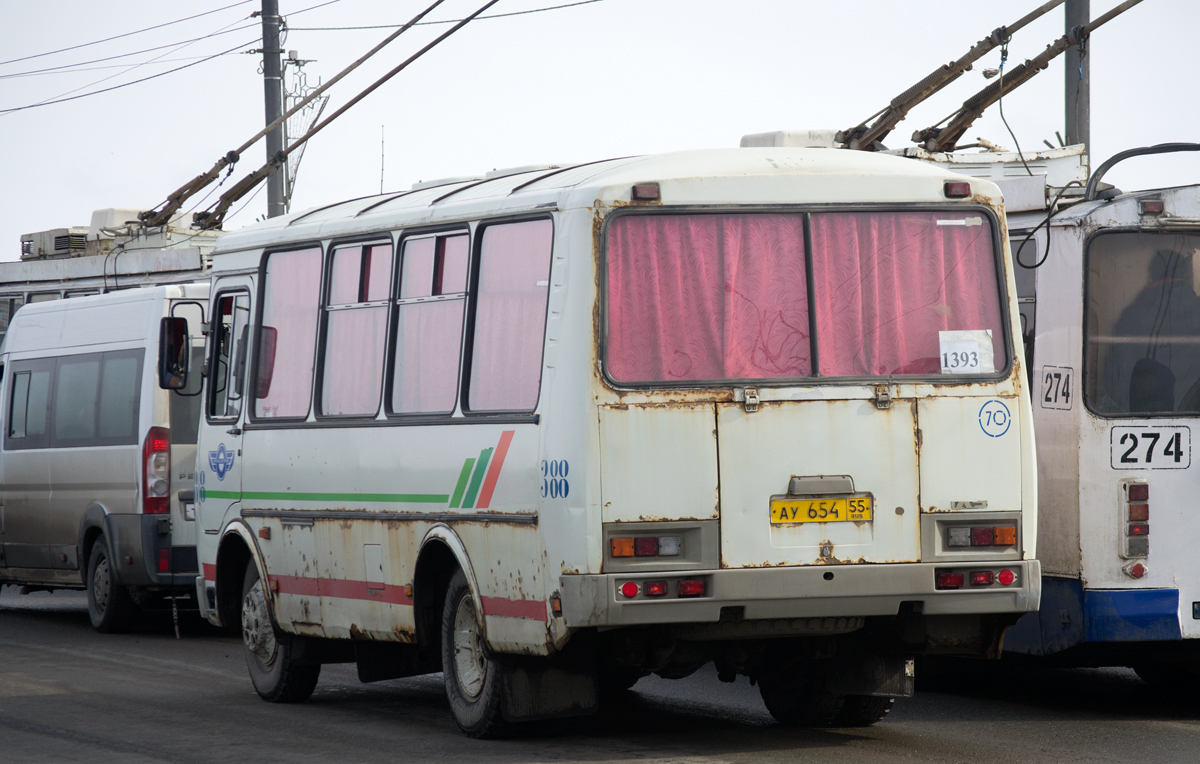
[
  {"xmin": 208, "ymin": 443, "xmax": 236, "ymax": 481},
  {"xmin": 978, "ymin": 399, "xmax": 1012, "ymax": 438}
]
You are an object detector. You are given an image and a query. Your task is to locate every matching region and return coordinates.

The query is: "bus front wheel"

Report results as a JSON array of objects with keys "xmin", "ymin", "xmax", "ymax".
[
  {"xmin": 241, "ymin": 559, "xmax": 319, "ymax": 703},
  {"xmin": 441, "ymin": 569, "xmax": 505, "ymax": 738}
]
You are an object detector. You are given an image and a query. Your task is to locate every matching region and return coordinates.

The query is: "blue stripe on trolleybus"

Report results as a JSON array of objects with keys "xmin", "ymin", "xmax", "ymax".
[{"xmin": 1084, "ymin": 588, "xmax": 1182, "ymax": 642}]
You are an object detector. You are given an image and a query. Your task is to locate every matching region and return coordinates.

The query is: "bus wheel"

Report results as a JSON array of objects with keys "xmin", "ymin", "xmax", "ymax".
[
  {"xmin": 86, "ymin": 535, "xmax": 136, "ymax": 633},
  {"xmin": 833, "ymin": 695, "xmax": 895, "ymax": 726},
  {"xmin": 758, "ymin": 652, "xmax": 844, "ymax": 726},
  {"xmin": 241, "ymin": 560, "xmax": 319, "ymax": 703},
  {"xmin": 441, "ymin": 569, "xmax": 505, "ymax": 738}
]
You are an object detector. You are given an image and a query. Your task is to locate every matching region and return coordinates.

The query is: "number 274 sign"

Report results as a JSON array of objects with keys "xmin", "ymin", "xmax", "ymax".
[{"xmin": 1110, "ymin": 426, "xmax": 1191, "ymax": 470}]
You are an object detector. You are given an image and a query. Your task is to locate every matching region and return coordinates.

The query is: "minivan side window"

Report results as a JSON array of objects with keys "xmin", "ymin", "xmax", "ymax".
[
  {"xmin": 466, "ymin": 220, "xmax": 553, "ymax": 412},
  {"xmin": 392, "ymin": 233, "xmax": 468, "ymax": 415},
  {"xmin": 320, "ymin": 242, "xmax": 392, "ymax": 416},
  {"xmin": 255, "ymin": 248, "xmax": 322, "ymax": 419},
  {"xmin": 5, "ymin": 351, "xmax": 140, "ymax": 450}
]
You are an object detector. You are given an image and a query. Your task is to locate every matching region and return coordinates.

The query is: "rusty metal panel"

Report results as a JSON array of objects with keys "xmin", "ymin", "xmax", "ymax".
[
  {"xmin": 918, "ymin": 395, "xmax": 1024, "ymax": 517},
  {"xmin": 716, "ymin": 398, "xmax": 921, "ymax": 568},
  {"xmin": 598, "ymin": 404, "xmax": 718, "ymax": 523}
]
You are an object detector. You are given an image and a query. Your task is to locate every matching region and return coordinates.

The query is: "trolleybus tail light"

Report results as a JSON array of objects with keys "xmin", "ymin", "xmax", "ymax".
[
  {"xmin": 634, "ymin": 537, "xmax": 659, "ymax": 556},
  {"xmin": 678, "ymin": 579, "xmax": 706, "ymax": 597},
  {"xmin": 619, "ymin": 581, "xmax": 639, "ymax": 598},
  {"xmin": 644, "ymin": 581, "xmax": 668, "ymax": 597},
  {"xmin": 1128, "ymin": 484, "xmax": 1149, "ymax": 502},
  {"xmin": 1129, "ymin": 523, "xmax": 1150, "ymax": 536},
  {"xmin": 970, "ymin": 571, "xmax": 994, "ymax": 586},
  {"xmin": 158, "ymin": 547, "xmax": 171, "ymax": 573},
  {"xmin": 143, "ymin": 427, "xmax": 171, "ymax": 515},
  {"xmin": 944, "ymin": 181, "xmax": 971, "ymax": 199},
  {"xmin": 1139, "ymin": 199, "xmax": 1165, "ymax": 215},
  {"xmin": 997, "ymin": 568, "xmax": 1016, "ymax": 586},
  {"xmin": 1123, "ymin": 480, "xmax": 1150, "ymax": 558},
  {"xmin": 1125, "ymin": 562, "xmax": 1146, "ymax": 579},
  {"xmin": 936, "ymin": 571, "xmax": 965, "ymax": 589}
]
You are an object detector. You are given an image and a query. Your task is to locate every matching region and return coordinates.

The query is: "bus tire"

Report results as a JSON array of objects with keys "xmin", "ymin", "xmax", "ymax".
[
  {"xmin": 86, "ymin": 535, "xmax": 137, "ymax": 633},
  {"xmin": 441, "ymin": 569, "xmax": 505, "ymax": 738},
  {"xmin": 833, "ymin": 695, "xmax": 895, "ymax": 726},
  {"xmin": 758, "ymin": 654, "xmax": 845, "ymax": 726},
  {"xmin": 241, "ymin": 559, "xmax": 319, "ymax": 703}
]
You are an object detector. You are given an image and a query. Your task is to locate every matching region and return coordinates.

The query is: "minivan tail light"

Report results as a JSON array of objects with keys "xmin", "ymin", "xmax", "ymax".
[{"xmin": 143, "ymin": 426, "xmax": 171, "ymax": 515}]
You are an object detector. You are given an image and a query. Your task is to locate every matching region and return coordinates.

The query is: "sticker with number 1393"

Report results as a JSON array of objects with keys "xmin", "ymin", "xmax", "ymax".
[{"xmin": 1110, "ymin": 426, "xmax": 1191, "ymax": 470}]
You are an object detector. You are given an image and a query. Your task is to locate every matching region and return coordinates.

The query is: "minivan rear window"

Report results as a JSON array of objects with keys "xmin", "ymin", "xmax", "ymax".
[{"xmin": 605, "ymin": 210, "xmax": 1006, "ymax": 384}]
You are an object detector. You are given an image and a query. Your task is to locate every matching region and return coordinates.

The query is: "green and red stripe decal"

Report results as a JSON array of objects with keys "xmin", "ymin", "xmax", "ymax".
[{"xmin": 449, "ymin": 430, "xmax": 514, "ymax": 509}]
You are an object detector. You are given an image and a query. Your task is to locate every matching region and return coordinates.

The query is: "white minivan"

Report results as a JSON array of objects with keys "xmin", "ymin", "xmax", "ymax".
[{"xmin": 0, "ymin": 284, "xmax": 208, "ymax": 631}]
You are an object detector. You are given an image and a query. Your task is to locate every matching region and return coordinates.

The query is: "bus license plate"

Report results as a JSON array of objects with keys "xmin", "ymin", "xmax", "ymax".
[{"xmin": 770, "ymin": 496, "xmax": 873, "ymax": 524}]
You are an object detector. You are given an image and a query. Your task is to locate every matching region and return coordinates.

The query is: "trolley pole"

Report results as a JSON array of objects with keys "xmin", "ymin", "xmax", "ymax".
[
  {"xmin": 1065, "ymin": 0, "xmax": 1090, "ymax": 152},
  {"xmin": 261, "ymin": 0, "xmax": 286, "ymax": 218}
]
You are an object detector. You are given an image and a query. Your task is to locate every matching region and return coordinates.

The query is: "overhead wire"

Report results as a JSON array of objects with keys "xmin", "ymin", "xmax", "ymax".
[
  {"xmin": 0, "ymin": 23, "xmax": 260, "ymax": 80},
  {"xmin": 291, "ymin": 0, "xmax": 606, "ymax": 30},
  {"xmin": 0, "ymin": 1, "xmax": 254, "ymax": 67},
  {"xmin": 0, "ymin": 39, "xmax": 258, "ymax": 115},
  {"xmin": 995, "ymin": 40, "xmax": 1034, "ymax": 177}
]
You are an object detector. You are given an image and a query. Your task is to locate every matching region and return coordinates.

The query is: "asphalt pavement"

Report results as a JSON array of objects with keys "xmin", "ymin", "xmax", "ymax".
[{"xmin": 1, "ymin": 585, "xmax": 1198, "ymax": 763}]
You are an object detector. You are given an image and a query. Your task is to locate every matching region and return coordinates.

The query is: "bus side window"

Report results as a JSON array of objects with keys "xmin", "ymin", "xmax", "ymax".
[
  {"xmin": 391, "ymin": 234, "xmax": 467, "ymax": 415},
  {"xmin": 321, "ymin": 242, "xmax": 392, "ymax": 416},
  {"xmin": 466, "ymin": 220, "xmax": 553, "ymax": 413},
  {"xmin": 209, "ymin": 293, "xmax": 251, "ymax": 419},
  {"xmin": 254, "ymin": 248, "xmax": 323, "ymax": 419},
  {"xmin": 9, "ymin": 371, "xmax": 30, "ymax": 439}
]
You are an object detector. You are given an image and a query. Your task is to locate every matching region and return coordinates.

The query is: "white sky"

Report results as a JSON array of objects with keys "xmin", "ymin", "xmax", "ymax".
[{"xmin": 0, "ymin": 0, "xmax": 1196, "ymax": 261}]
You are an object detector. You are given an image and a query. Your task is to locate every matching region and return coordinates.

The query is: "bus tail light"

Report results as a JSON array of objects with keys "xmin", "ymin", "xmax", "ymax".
[
  {"xmin": 158, "ymin": 547, "xmax": 171, "ymax": 572},
  {"xmin": 610, "ymin": 536, "xmax": 683, "ymax": 558},
  {"xmin": 644, "ymin": 581, "xmax": 668, "ymax": 597},
  {"xmin": 611, "ymin": 538, "xmax": 635, "ymax": 557},
  {"xmin": 619, "ymin": 581, "xmax": 639, "ymax": 598},
  {"xmin": 678, "ymin": 579, "xmax": 706, "ymax": 597},
  {"xmin": 634, "ymin": 537, "xmax": 658, "ymax": 556},
  {"xmin": 143, "ymin": 427, "xmax": 170, "ymax": 515},
  {"xmin": 970, "ymin": 571, "xmax": 994, "ymax": 586},
  {"xmin": 997, "ymin": 569, "xmax": 1016, "ymax": 586},
  {"xmin": 936, "ymin": 571, "xmax": 965, "ymax": 589},
  {"xmin": 658, "ymin": 536, "xmax": 682, "ymax": 556},
  {"xmin": 944, "ymin": 181, "xmax": 971, "ymax": 198}
]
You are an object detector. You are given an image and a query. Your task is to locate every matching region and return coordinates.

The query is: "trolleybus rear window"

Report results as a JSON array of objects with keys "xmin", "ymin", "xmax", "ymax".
[
  {"xmin": 1085, "ymin": 231, "xmax": 1200, "ymax": 415},
  {"xmin": 605, "ymin": 210, "xmax": 1006, "ymax": 384}
]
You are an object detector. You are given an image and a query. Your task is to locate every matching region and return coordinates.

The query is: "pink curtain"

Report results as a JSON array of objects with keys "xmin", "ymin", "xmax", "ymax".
[
  {"xmin": 323, "ymin": 307, "xmax": 388, "ymax": 415},
  {"xmin": 256, "ymin": 248, "xmax": 322, "ymax": 418},
  {"xmin": 468, "ymin": 220, "xmax": 553, "ymax": 411},
  {"xmin": 810, "ymin": 212, "xmax": 1004, "ymax": 376},
  {"xmin": 392, "ymin": 300, "xmax": 464, "ymax": 413},
  {"xmin": 606, "ymin": 214, "xmax": 810, "ymax": 383}
]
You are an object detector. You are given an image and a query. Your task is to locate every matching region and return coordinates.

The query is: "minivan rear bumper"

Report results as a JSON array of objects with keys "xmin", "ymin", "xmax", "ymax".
[{"xmin": 560, "ymin": 560, "xmax": 1040, "ymax": 628}]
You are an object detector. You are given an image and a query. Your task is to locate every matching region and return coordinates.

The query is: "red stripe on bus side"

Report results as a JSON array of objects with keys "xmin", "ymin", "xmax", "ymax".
[
  {"xmin": 475, "ymin": 430, "xmax": 515, "ymax": 509},
  {"xmin": 268, "ymin": 574, "xmax": 413, "ymax": 606},
  {"xmin": 481, "ymin": 595, "xmax": 546, "ymax": 621}
]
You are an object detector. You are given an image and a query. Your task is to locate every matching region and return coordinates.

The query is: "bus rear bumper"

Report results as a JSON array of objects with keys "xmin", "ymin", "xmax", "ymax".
[{"xmin": 560, "ymin": 560, "xmax": 1041, "ymax": 628}]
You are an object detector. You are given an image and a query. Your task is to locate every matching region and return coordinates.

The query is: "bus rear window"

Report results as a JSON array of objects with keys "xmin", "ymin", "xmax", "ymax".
[
  {"xmin": 605, "ymin": 211, "xmax": 1006, "ymax": 384},
  {"xmin": 1085, "ymin": 231, "xmax": 1200, "ymax": 415}
]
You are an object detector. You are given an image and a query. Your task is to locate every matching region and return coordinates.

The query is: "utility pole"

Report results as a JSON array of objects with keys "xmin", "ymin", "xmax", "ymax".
[
  {"xmin": 261, "ymin": 0, "xmax": 286, "ymax": 218},
  {"xmin": 1065, "ymin": 0, "xmax": 1090, "ymax": 152}
]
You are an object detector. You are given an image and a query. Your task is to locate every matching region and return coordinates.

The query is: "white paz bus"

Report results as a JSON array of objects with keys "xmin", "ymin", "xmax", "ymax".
[{"xmin": 189, "ymin": 147, "xmax": 1040, "ymax": 736}]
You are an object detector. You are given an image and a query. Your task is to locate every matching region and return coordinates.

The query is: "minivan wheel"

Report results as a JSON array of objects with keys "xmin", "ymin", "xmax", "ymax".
[
  {"xmin": 242, "ymin": 559, "xmax": 319, "ymax": 703},
  {"xmin": 441, "ymin": 569, "xmax": 506, "ymax": 738},
  {"xmin": 86, "ymin": 535, "xmax": 136, "ymax": 633}
]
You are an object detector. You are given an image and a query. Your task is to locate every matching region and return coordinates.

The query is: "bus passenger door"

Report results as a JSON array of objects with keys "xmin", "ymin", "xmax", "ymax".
[{"xmin": 197, "ymin": 291, "xmax": 250, "ymax": 538}]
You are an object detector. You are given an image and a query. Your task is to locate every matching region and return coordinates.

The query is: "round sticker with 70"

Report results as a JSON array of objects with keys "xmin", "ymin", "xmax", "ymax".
[{"xmin": 541, "ymin": 460, "xmax": 569, "ymax": 499}]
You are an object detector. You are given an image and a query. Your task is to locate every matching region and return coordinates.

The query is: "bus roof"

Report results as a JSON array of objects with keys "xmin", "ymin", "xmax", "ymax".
[{"xmin": 212, "ymin": 147, "xmax": 1000, "ymax": 256}]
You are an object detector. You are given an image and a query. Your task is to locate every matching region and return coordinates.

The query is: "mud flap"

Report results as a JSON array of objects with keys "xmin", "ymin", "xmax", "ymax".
[{"xmin": 499, "ymin": 632, "xmax": 599, "ymax": 722}]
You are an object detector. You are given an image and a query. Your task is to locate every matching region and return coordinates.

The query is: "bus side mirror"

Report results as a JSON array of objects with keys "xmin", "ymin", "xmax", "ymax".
[
  {"xmin": 158, "ymin": 317, "xmax": 189, "ymax": 390},
  {"xmin": 256, "ymin": 326, "xmax": 278, "ymax": 399}
]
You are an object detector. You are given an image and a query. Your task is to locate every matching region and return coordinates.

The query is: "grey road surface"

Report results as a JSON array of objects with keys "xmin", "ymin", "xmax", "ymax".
[{"xmin": 1, "ymin": 586, "xmax": 1198, "ymax": 764}]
